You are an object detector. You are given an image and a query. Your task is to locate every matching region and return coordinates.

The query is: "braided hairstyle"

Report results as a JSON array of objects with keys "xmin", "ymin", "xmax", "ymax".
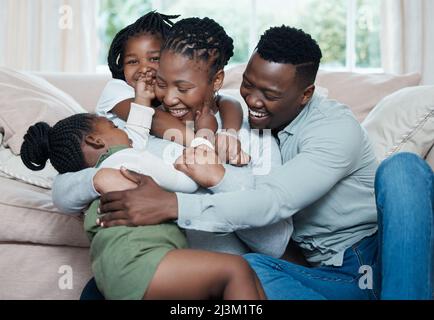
[
  {"xmin": 257, "ymin": 26, "xmax": 323, "ymax": 88},
  {"xmin": 20, "ymin": 114, "xmax": 98, "ymax": 174},
  {"xmin": 108, "ymin": 11, "xmax": 180, "ymax": 80},
  {"xmin": 162, "ymin": 17, "xmax": 234, "ymax": 81}
]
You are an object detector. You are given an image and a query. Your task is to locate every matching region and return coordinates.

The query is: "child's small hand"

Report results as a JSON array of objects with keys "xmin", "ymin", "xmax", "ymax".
[
  {"xmin": 174, "ymin": 145, "xmax": 225, "ymax": 188},
  {"xmin": 215, "ymin": 133, "xmax": 251, "ymax": 166},
  {"xmin": 134, "ymin": 69, "xmax": 156, "ymax": 106}
]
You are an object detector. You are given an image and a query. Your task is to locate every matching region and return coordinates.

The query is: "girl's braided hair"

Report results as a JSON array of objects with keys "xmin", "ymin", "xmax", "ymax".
[
  {"xmin": 162, "ymin": 17, "xmax": 234, "ymax": 81},
  {"xmin": 20, "ymin": 114, "xmax": 98, "ymax": 174},
  {"xmin": 108, "ymin": 11, "xmax": 180, "ymax": 80}
]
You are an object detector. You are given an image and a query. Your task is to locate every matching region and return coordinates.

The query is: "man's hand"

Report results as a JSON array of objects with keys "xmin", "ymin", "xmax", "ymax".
[
  {"xmin": 174, "ymin": 145, "xmax": 225, "ymax": 188},
  {"xmin": 97, "ymin": 168, "xmax": 178, "ymax": 228},
  {"xmin": 93, "ymin": 168, "xmax": 138, "ymax": 194},
  {"xmin": 215, "ymin": 133, "xmax": 251, "ymax": 166}
]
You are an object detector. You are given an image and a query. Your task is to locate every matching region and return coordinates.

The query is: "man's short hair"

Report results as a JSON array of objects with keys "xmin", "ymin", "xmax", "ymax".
[{"xmin": 256, "ymin": 26, "xmax": 323, "ymax": 88}]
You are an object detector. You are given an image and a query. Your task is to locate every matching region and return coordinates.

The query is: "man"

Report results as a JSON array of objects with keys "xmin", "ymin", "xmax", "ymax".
[{"xmin": 96, "ymin": 26, "xmax": 381, "ymax": 299}]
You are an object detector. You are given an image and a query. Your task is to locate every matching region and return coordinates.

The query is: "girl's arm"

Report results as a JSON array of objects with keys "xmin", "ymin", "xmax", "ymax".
[
  {"xmin": 111, "ymin": 99, "xmax": 195, "ymax": 147},
  {"xmin": 216, "ymin": 95, "xmax": 250, "ymax": 166},
  {"xmin": 111, "ymin": 98, "xmax": 134, "ymax": 121},
  {"xmin": 217, "ymin": 94, "xmax": 244, "ymax": 132}
]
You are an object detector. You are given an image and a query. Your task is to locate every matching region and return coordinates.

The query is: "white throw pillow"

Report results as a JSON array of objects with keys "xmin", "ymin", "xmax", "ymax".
[
  {"xmin": 0, "ymin": 67, "xmax": 87, "ymax": 155},
  {"xmin": 0, "ymin": 144, "xmax": 58, "ymax": 189},
  {"xmin": 0, "ymin": 67, "xmax": 87, "ymax": 188},
  {"xmin": 0, "ymin": 133, "xmax": 9, "ymax": 179},
  {"xmin": 362, "ymin": 86, "xmax": 434, "ymax": 161}
]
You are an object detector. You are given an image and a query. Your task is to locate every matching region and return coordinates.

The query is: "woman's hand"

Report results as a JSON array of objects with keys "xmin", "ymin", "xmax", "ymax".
[
  {"xmin": 97, "ymin": 168, "xmax": 178, "ymax": 228},
  {"xmin": 174, "ymin": 145, "xmax": 225, "ymax": 188}
]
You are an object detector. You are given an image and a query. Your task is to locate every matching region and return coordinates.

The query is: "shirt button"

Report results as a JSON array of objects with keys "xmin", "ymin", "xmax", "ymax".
[{"xmin": 185, "ymin": 220, "xmax": 192, "ymax": 226}]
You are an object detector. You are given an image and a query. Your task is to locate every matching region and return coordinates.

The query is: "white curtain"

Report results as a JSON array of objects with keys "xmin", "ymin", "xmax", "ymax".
[
  {"xmin": 381, "ymin": 0, "xmax": 434, "ymax": 85},
  {"xmin": 0, "ymin": 0, "xmax": 97, "ymax": 72}
]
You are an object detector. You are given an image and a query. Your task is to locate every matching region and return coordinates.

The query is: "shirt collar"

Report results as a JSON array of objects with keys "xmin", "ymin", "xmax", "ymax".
[
  {"xmin": 280, "ymin": 93, "xmax": 319, "ymax": 136},
  {"xmin": 95, "ymin": 145, "xmax": 130, "ymax": 168}
]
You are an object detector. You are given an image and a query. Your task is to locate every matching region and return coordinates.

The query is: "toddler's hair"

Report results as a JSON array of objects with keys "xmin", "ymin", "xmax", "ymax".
[
  {"xmin": 20, "ymin": 113, "xmax": 98, "ymax": 174},
  {"xmin": 162, "ymin": 17, "xmax": 234, "ymax": 81},
  {"xmin": 108, "ymin": 11, "xmax": 180, "ymax": 80}
]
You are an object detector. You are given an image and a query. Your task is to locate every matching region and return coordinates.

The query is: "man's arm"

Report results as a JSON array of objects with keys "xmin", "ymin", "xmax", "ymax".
[{"xmin": 176, "ymin": 117, "xmax": 363, "ymax": 232}]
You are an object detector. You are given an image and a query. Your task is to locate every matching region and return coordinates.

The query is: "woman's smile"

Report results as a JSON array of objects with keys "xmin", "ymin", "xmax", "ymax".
[{"xmin": 167, "ymin": 107, "xmax": 190, "ymax": 119}]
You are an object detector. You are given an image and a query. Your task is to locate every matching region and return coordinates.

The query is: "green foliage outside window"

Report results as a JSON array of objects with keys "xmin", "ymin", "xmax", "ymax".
[{"xmin": 98, "ymin": 0, "xmax": 380, "ymax": 69}]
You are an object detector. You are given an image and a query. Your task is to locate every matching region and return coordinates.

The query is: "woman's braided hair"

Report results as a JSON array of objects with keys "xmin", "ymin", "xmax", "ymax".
[
  {"xmin": 162, "ymin": 17, "xmax": 234, "ymax": 81},
  {"xmin": 108, "ymin": 11, "xmax": 180, "ymax": 80},
  {"xmin": 20, "ymin": 114, "xmax": 98, "ymax": 174}
]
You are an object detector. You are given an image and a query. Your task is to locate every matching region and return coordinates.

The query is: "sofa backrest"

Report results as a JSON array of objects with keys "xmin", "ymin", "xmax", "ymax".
[
  {"xmin": 32, "ymin": 68, "xmax": 433, "ymax": 171},
  {"xmin": 32, "ymin": 72, "xmax": 111, "ymax": 113},
  {"xmin": 33, "ymin": 66, "xmax": 422, "ymax": 120}
]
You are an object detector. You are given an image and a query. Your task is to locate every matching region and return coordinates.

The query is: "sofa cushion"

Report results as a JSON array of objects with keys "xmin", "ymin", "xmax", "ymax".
[
  {"xmin": 316, "ymin": 71, "xmax": 421, "ymax": 122},
  {"xmin": 362, "ymin": 86, "xmax": 434, "ymax": 161},
  {"xmin": 0, "ymin": 176, "xmax": 89, "ymax": 248},
  {"xmin": 0, "ymin": 67, "xmax": 87, "ymax": 155},
  {"xmin": 33, "ymin": 72, "xmax": 111, "ymax": 113},
  {"xmin": 0, "ymin": 243, "xmax": 91, "ymax": 300},
  {"xmin": 222, "ymin": 64, "xmax": 422, "ymax": 123}
]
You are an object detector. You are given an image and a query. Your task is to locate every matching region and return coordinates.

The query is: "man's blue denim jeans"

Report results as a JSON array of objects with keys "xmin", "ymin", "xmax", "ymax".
[
  {"xmin": 376, "ymin": 152, "xmax": 433, "ymax": 300},
  {"xmin": 245, "ymin": 152, "xmax": 433, "ymax": 300},
  {"xmin": 244, "ymin": 234, "xmax": 379, "ymax": 300}
]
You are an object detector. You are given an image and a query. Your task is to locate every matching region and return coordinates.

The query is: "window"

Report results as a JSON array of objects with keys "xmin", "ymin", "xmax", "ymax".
[{"xmin": 98, "ymin": 0, "xmax": 381, "ymax": 71}]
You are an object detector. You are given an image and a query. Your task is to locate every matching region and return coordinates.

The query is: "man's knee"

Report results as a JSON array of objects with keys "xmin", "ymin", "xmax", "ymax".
[
  {"xmin": 243, "ymin": 253, "xmax": 277, "ymax": 274},
  {"xmin": 376, "ymin": 152, "xmax": 431, "ymax": 188}
]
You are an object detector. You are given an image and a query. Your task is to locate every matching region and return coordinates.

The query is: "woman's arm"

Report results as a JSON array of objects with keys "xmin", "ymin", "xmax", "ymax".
[{"xmin": 151, "ymin": 109, "xmax": 195, "ymax": 147}]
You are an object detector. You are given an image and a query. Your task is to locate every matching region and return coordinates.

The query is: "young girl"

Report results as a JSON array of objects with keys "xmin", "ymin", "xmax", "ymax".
[
  {"xmin": 100, "ymin": 11, "xmax": 248, "ymax": 165},
  {"xmin": 20, "ymin": 79, "xmax": 265, "ymax": 300}
]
